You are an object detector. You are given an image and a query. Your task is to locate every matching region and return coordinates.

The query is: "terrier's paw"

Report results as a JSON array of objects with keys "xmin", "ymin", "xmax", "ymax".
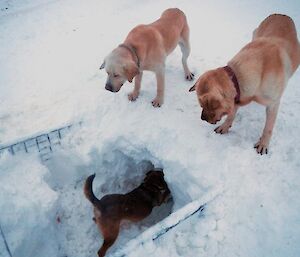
[
  {"xmin": 185, "ymin": 72, "xmax": 195, "ymax": 81},
  {"xmin": 254, "ymin": 138, "xmax": 269, "ymax": 155},
  {"xmin": 214, "ymin": 123, "xmax": 231, "ymax": 134},
  {"xmin": 151, "ymin": 97, "xmax": 163, "ymax": 107},
  {"xmin": 128, "ymin": 91, "xmax": 139, "ymax": 101}
]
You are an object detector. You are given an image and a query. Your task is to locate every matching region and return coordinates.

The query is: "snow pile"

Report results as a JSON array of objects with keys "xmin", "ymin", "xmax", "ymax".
[
  {"xmin": 1, "ymin": 1, "xmax": 300, "ymax": 257},
  {"xmin": 0, "ymin": 153, "xmax": 58, "ymax": 257}
]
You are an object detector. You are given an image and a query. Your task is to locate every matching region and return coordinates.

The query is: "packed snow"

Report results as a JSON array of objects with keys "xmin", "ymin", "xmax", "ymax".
[{"xmin": 0, "ymin": 0, "xmax": 300, "ymax": 257}]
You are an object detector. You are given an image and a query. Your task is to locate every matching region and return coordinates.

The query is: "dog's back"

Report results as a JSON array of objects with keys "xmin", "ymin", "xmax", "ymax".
[
  {"xmin": 151, "ymin": 8, "xmax": 187, "ymax": 52},
  {"xmin": 84, "ymin": 174, "xmax": 155, "ymax": 221},
  {"xmin": 126, "ymin": 8, "xmax": 187, "ymax": 55},
  {"xmin": 253, "ymin": 14, "xmax": 300, "ymax": 73}
]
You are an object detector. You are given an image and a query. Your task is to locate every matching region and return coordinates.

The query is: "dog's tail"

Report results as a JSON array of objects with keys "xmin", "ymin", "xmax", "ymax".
[{"xmin": 84, "ymin": 174, "xmax": 101, "ymax": 205}]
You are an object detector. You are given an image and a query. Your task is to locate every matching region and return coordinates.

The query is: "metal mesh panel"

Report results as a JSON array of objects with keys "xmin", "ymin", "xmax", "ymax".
[{"xmin": 0, "ymin": 123, "xmax": 81, "ymax": 162}]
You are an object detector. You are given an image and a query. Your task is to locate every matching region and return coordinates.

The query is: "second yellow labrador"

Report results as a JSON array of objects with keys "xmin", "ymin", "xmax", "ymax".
[
  {"xmin": 100, "ymin": 8, "xmax": 194, "ymax": 107},
  {"xmin": 189, "ymin": 14, "xmax": 300, "ymax": 154}
]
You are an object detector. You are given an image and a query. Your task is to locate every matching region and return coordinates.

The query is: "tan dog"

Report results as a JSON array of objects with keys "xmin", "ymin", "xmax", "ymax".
[
  {"xmin": 100, "ymin": 8, "xmax": 194, "ymax": 107},
  {"xmin": 84, "ymin": 169, "xmax": 171, "ymax": 257},
  {"xmin": 189, "ymin": 14, "xmax": 300, "ymax": 154}
]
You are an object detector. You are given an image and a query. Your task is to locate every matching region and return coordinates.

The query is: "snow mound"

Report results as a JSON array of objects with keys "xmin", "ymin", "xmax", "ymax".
[
  {"xmin": 44, "ymin": 137, "xmax": 193, "ymax": 257},
  {"xmin": 0, "ymin": 153, "xmax": 58, "ymax": 257}
]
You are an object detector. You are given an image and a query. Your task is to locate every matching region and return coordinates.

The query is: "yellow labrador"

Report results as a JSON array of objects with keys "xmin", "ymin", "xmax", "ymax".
[
  {"xmin": 100, "ymin": 8, "xmax": 194, "ymax": 107},
  {"xmin": 189, "ymin": 14, "xmax": 300, "ymax": 154}
]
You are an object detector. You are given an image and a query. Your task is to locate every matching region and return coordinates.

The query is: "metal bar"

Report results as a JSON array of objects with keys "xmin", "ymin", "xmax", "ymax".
[
  {"xmin": 10, "ymin": 145, "xmax": 15, "ymax": 155},
  {"xmin": 46, "ymin": 134, "xmax": 52, "ymax": 152},
  {"xmin": 152, "ymin": 204, "xmax": 205, "ymax": 241},
  {"xmin": 36, "ymin": 137, "xmax": 40, "ymax": 152},
  {"xmin": 23, "ymin": 142, "xmax": 28, "ymax": 153},
  {"xmin": 0, "ymin": 222, "xmax": 13, "ymax": 257}
]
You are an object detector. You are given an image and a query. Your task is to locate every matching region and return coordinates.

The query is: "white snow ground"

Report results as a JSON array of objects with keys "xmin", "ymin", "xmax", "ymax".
[{"xmin": 0, "ymin": 0, "xmax": 300, "ymax": 257}]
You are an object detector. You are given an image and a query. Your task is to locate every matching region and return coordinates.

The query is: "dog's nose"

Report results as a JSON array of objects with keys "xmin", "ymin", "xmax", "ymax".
[
  {"xmin": 105, "ymin": 83, "xmax": 114, "ymax": 92},
  {"xmin": 201, "ymin": 112, "xmax": 207, "ymax": 121}
]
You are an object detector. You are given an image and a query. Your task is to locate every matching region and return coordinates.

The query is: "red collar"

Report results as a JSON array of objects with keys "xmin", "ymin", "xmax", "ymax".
[{"xmin": 223, "ymin": 65, "xmax": 240, "ymax": 104}]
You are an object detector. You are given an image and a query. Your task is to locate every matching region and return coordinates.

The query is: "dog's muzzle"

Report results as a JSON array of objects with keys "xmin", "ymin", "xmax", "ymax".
[
  {"xmin": 105, "ymin": 83, "xmax": 114, "ymax": 92},
  {"xmin": 201, "ymin": 112, "xmax": 220, "ymax": 124},
  {"xmin": 201, "ymin": 112, "xmax": 209, "ymax": 122}
]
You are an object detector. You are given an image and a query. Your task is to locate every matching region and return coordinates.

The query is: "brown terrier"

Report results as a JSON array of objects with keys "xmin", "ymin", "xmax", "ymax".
[
  {"xmin": 84, "ymin": 169, "xmax": 171, "ymax": 257},
  {"xmin": 189, "ymin": 14, "xmax": 300, "ymax": 154}
]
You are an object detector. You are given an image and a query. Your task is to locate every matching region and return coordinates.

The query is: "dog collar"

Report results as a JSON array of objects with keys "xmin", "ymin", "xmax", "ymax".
[
  {"xmin": 119, "ymin": 43, "xmax": 140, "ymax": 68},
  {"xmin": 223, "ymin": 65, "xmax": 240, "ymax": 104}
]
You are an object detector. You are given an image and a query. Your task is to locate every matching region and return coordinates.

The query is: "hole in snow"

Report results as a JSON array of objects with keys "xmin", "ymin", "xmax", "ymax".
[{"xmin": 43, "ymin": 143, "xmax": 190, "ymax": 257}]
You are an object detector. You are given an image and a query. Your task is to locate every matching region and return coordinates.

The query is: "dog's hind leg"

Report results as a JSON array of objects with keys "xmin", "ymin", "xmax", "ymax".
[
  {"xmin": 254, "ymin": 102, "xmax": 280, "ymax": 155},
  {"xmin": 97, "ymin": 220, "xmax": 120, "ymax": 257},
  {"xmin": 179, "ymin": 24, "xmax": 194, "ymax": 81}
]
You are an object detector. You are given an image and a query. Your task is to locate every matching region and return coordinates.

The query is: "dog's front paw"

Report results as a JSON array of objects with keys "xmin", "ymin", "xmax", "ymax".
[
  {"xmin": 254, "ymin": 138, "xmax": 269, "ymax": 155},
  {"xmin": 214, "ymin": 123, "xmax": 231, "ymax": 134},
  {"xmin": 128, "ymin": 91, "xmax": 139, "ymax": 101},
  {"xmin": 152, "ymin": 96, "xmax": 163, "ymax": 107},
  {"xmin": 185, "ymin": 72, "xmax": 195, "ymax": 81}
]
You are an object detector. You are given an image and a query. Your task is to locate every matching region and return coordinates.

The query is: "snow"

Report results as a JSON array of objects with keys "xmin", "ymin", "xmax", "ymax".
[
  {"xmin": 1, "ymin": 0, "xmax": 300, "ymax": 257},
  {"xmin": 0, "ymin": 153, "xmax": 58, "ymax": 257}
]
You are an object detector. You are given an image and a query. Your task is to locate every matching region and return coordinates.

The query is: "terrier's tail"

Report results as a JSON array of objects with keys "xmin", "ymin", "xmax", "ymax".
[{"xmin": 84, "ymin": 174, "xmax": 100, "ymax": 205}]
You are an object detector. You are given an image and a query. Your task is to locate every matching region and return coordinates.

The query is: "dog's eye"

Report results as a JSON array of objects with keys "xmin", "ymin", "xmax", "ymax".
[{"xmin": 113, "ymin": 74, "xmax": 119, "ymax": 78}]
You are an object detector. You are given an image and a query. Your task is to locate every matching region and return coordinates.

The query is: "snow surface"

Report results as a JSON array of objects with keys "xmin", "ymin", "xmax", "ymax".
[{"xmin": 1, "ymin": 0, "xmax": 300, "ymax": 257}]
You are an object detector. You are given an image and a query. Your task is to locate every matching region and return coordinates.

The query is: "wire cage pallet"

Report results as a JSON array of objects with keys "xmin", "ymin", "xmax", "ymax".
[{"xmin": 0, "ymin": 123, "xmax": 81, "ymax": 162}]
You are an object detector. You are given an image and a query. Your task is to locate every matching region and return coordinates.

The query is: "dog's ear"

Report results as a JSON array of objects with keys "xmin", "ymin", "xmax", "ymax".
[
  {"xmin": 123, "ymin": 62, "xmax": 139, "ymax": 83},
  {"xmin": 99, "ymin": 61, "xmax": 105, "ymax": 70},
  {"xmin": 189, "ymin": 83, "xmax": 196, "ymax": 92}
]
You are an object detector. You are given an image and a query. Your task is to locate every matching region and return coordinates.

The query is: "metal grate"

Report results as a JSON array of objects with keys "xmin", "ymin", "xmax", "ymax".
[
  {"xmin": 112, "ymin": 203, "xmax": 206, "ymax": 257},
  {"xmin": 0, "ymin": 122, "xmax": 81, "ymax": 162}
]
